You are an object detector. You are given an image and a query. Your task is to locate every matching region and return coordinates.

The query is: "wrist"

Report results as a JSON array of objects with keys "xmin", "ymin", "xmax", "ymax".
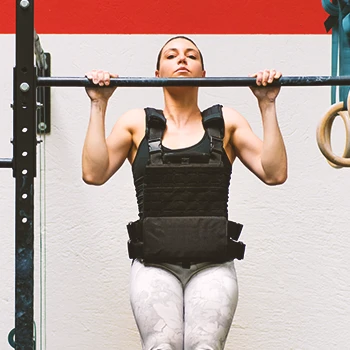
[
  {"xmin": 90, "ymin": 99, "xmax": 108, "ymax": 118},
  {"xmin": 258, "ymin": 99, "xmax": 276, "ymax": 111},
  {"xmin": 91, "ymin": 98, "xmax": 109, "ymax": 106}
]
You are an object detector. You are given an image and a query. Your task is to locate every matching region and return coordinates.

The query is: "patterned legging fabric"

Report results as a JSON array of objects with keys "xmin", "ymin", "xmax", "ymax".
[{"xmin": 130, "ymin": 259, "xmax": 239, "ymax": 350}]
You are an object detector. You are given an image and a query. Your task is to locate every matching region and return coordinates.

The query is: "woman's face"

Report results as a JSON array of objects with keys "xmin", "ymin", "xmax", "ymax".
[{"xmin": 155, "ymin": 38, "xmax": 206, "ymax": 78}]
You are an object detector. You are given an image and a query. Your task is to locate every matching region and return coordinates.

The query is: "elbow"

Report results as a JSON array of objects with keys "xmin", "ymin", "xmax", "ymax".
[
  {"xmin": 264, "ymin": 172, "xmax": 288, "ymax": 186},
  {"xmin": 82, "ymin": 172, "xmax": 107, "ymax": 186}
]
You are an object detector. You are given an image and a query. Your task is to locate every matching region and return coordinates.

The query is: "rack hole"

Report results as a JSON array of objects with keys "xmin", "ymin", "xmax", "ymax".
[
  {"xmin": 22, "ymin": 193, "xmax": 28, "ymax": 199},
  {"xmin": 22, "ymin": 218, "xmax": 28, "ymax": 223},
  {"xmin": 22, "ymin": 169, "xmax": 27, "ymax": 175},
  {"xmin": 22, "ymin": 127, "xmax": 28, "ymax": 133},
  {"xmin": 22, "ymin": 151, "xmax": 28, "ymax": 157}
]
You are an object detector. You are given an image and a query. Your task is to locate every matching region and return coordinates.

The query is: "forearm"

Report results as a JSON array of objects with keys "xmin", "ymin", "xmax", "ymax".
[
  {"xmin": 259, "ymin": 101, "xmax": 287, "ymax": 184},
  {"xmin": 82, "ymin": 100, "xmax": 110, "ymax": 184}
]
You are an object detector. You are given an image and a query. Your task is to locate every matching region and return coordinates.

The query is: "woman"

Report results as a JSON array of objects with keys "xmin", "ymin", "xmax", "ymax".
[{"xmin": 82, "ymin": 36, "xmax": 287, "ymax": 350}]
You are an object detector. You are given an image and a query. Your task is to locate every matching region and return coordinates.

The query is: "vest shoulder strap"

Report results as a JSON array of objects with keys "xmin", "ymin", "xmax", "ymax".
[
  {"xmin": 145, "ymin": 105, "xmax": 225, "ymax": 164},
  {"xmin": 144, "ymin": 107, "xmax": 166, "ymax": 164},
  {"xmin": 201, "ymin": 104, "xmax": 224, "ymax": 163},
  {"xmin": 145, "ymin": 107, "xmax": 166, "ymax": 135},
  {"xmin": 202, "ymin": 104, "xmax": 224, "ymax": 130}
]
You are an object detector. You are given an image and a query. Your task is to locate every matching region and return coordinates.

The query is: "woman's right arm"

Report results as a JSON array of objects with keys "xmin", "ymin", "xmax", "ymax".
[{"xmin": 82, "ymin": 70, "xmax": 133, "ymax": 185}]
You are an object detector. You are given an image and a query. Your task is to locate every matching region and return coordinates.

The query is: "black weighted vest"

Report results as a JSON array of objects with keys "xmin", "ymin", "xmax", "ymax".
[{"xmin": 127, "ymin": 104, "xmax": 245, "ymax": 265}]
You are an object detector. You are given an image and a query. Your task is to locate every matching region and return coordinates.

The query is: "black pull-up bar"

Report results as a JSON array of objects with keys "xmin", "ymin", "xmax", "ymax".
[
  {"xmin": 0, "ymin": 158, "xmax": 13, "ymax": 168},
  {"xmin": 36, "ymin": 75, "xmax": 350, "ymax": 87}
]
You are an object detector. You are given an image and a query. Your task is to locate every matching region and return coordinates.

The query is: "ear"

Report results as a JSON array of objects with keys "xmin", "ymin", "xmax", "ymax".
[
  {"xmin": 202, "ymin": 70, "xmax": 206, "ymax": 78},
  {"xmin": 155, "ymin": 70, "xmax": 160, "ymax": 77}
]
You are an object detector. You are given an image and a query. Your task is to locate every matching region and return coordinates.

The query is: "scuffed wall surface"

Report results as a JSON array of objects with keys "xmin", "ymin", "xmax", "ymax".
[{"xmin": 1, "ymin": 34, "xmax": 350, "ymax": 349}]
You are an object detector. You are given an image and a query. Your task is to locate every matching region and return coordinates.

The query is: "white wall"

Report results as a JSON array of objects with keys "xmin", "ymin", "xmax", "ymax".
[{"xmin": 1, "ymin": 34, "xmax": 350, "ymax": 349}]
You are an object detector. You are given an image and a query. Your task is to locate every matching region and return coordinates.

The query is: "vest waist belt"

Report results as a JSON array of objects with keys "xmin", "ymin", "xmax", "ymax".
[{"xmin": 127, "ymin": 216, "xmax": 245, "ymax": 263}]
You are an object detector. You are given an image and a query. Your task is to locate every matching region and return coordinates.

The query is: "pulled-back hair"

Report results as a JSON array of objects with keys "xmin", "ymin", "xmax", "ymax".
[{"xmin": 156, "ymin": 36, "xmax": 205, "ymax": 70}]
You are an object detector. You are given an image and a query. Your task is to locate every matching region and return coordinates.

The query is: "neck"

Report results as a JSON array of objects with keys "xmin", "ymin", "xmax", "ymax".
[{"xmin": 162, "ymin": 87, "xmax": 201, "ymax": 127}]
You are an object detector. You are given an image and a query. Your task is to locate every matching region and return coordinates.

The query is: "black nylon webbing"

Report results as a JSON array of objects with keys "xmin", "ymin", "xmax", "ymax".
[
  {"xmin": 201, "ymin": 104, "xmax": 224, "ymax": 164},
  {"xmin": 146, "ymin": 104, "xmax": 225, "ymax": 165},
  {"xmin": 145, "ymin": 108, "xmax": 166, "ymax": 165}
]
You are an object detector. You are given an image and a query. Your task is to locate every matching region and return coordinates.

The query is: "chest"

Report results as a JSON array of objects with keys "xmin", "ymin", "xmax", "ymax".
[{"xmin": 162, "ymin": 124, "xmax": 205, "ymax": 150}]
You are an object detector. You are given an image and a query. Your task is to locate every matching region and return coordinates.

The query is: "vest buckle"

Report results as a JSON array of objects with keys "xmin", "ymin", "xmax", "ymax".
[
  {"xmin": 148, "ymin": 138, "xmax": 162, "ymax": 154},
  {"xmin": 210, "ymin": 135, "xmax": 223, "ymax": 154}
]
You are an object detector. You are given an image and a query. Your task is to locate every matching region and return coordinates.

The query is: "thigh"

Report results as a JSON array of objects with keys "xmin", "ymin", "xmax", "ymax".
[
  {"xmin": 184, "ymin": 261, "xmax": 239, "ymax": 350},
  {"xmin": 130, "ymin": 260, "xmax": 184, "ymax": 350}
]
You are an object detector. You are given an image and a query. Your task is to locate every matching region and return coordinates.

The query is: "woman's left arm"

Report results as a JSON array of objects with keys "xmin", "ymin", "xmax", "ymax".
[{"xmin": 226, "ymin": 69, "xmax": 287, "ymax": 185}]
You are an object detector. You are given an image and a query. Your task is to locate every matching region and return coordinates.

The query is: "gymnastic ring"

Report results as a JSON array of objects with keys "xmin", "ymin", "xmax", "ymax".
[
  {"xmin": 316, "ymin": 94, "xmax": 350, "ymax": 168},
  {"xmin": 8, "ymin": 328, "xmax": 15, "ymax": 348}
]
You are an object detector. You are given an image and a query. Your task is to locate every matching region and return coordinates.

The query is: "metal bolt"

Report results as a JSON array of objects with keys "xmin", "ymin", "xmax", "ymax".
[
  {"xmin": 20, "ymin": 0, "xmax": 30, "ymax": 8},
  {"xmin": 38, "ymin": 122, "xmax": 47, "ymax": 131},
  {"xmin": 20, "ymin": 82, "xmax": 30, "ymax": 92}
]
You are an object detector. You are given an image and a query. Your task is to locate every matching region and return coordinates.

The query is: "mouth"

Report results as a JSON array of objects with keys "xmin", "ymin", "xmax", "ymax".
[{"xmin": 175, "ymin": 67, "xmax": 190, "ymax": 72}]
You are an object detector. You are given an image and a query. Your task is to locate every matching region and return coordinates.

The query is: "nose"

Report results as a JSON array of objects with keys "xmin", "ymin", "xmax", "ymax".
[{"xmin": 177, "ymin": 53, "xmax": 187, "ymax": 65}]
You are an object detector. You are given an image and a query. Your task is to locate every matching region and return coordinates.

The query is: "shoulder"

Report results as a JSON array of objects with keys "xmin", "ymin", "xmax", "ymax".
[
  {"xmin": 113, "ymin": 108, "xmax": 146, "ymax": 132},
  {"xmin": 118, "ymin": 108, "xmax": 145, "ymax": 124},
  {"xmin": 221, "ymin": 106, "xmax": 250, "ymax": 132}
]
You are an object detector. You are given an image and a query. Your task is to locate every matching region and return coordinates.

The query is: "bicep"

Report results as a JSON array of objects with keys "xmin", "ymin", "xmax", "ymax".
[
  {"xmin": 225, "ymin": 108, "xmax": 266, "ymax": 180},
  {"xmin": 233, "ymin": 125, "xmax": 263, "ymax": 167},
  {"xmin": 104, "ymin": 112, "xmax": 135, "ymax": 180}
]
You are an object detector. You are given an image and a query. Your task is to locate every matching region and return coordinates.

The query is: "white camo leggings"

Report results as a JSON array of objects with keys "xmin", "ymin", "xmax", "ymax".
[{"xmin": 130, "ymin": 259, "xmax": 239, "ymax": 350}]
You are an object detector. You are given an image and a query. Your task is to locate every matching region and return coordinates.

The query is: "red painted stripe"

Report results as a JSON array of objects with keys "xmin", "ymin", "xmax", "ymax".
[{"xmin": 2, "ymin": 0, "xmax": 328, "ymax": 34}]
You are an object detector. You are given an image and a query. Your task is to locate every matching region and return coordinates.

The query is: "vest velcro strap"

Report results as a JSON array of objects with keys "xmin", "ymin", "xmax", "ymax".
[
  {"xmin": 127, "ymin": 220, "xmax": 145, "ymax": 259},
  {"xmin": 202, "ymin": 104, "xmax": 224, "ymax": 137},
  {"xmin": 202, "ymin": 112, "xmax": 222, "ymax": 125},
  {"xmin": 127, "ymin": 220, "xmax": 142, "ymax": 241},
  {"xmin": 228, "ymin": 220, "xmax": 243, "ymax": 240},
  {"xmin": 147, "ymin": 115, "xmax": 166, "ymax": 129},
  {"xmin": 128, "ymin": 240, "xmax": 144, "ymax": 259},
  {"xmin": 228, "ymin": 239, "xmax": 245, "ymax": 260},
  {"xmin": 201, "ymin": 104, "xmax": 223, "ymax": 127},
  {"xmin": 145, "ymin": 108, "xmax": 166, "ymax": 134}
]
